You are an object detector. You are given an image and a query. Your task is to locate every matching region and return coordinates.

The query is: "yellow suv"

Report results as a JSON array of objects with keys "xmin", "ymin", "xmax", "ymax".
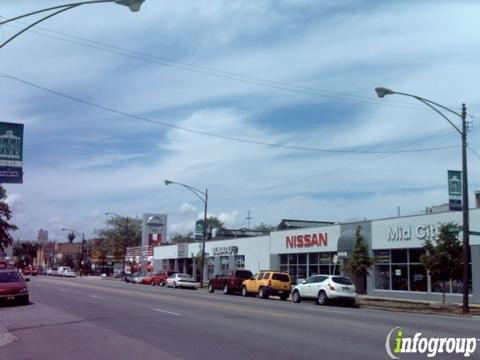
[{"xmin": 241, "ymin": 270, "xmax": 291, "ymax": 300}]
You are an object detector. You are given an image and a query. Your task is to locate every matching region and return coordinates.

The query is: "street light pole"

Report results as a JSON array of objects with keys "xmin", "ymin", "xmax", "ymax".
[
  {"xmin": 375, "ymin": 87, "xmax": 470, "ymax": 313},
  {"xmin": 165, "ymin": 180, "xmax": 208, "ymax": 287},
  {"xmin": 0, "ymin": 0, "xmax": 144, "ymax": 49}
]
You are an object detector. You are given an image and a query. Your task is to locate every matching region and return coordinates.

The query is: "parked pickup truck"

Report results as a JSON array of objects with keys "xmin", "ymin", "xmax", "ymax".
[{"xmin": 208, "ymin": 269, "xmax": 253, "ymax": 295}]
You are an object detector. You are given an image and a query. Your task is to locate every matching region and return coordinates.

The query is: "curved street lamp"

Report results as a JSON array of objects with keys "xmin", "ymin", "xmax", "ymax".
[
  {"xmin": 105, "ymin": 211, "xmax": 129, "ymax": 273},
  {"xmin": 0, "ymin": 0, "xmax": 144, "ymax": 49},
  {"xmin": 165, "ymin": 179, "xmax": 208, "ymax": 287},
  {"xmin": 375, "ymin": 87, "xmax": 470, "ymax": 313},
  {"xmin": 61, "ymin": 227, "xmax": 86, "ymax": 276}
]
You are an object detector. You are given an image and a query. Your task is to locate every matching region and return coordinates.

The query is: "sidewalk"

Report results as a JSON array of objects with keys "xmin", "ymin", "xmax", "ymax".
[{"xmin": 357, "ymin": 294, "xmax": 480, "ymax": 315}]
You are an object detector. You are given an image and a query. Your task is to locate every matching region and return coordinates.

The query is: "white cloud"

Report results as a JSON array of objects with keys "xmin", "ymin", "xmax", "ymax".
[{"xmin": 1, "ymin": 1, "xmax": 480, "ymax": 240}]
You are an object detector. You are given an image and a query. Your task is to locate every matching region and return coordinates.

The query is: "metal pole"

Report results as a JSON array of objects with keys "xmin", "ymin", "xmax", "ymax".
[
  {"xmin": 80, "ymin": 232, "xmax": 85, "ymax": 276},
  {"xmin": 200, "ymin": 189, "xmax": 208, "ymax": 287},
  {"xmin": 123, "ymin": 217, "xmax": 128, "ymax": 273},
  {"xmin": 461, "ymin": 103, "xmax": 470, "ymax": 314}
]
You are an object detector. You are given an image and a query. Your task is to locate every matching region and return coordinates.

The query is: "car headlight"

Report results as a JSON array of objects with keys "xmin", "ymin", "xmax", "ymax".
[{"xmin": 19, "ymin": 287, "xmax": 28, "ymax": 293}]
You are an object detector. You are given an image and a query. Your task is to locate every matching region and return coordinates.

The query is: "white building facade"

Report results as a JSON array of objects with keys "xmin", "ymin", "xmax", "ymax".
[{"xmin": 153, "ymin": 209, "xmax": 480, "ymax": 303}]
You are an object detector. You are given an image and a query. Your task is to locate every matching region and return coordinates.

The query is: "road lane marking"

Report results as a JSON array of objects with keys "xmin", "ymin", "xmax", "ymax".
[
  {"xmin": 152, "ymin": 308, "xmax": 181, "ymax": 316},
  {"xmin": 90, "ymin": 295, "xmax": 105, "ymax": 300},
  {"xmin": 33, "ymin": 278, "xmax": 298, "ymax": 320}
]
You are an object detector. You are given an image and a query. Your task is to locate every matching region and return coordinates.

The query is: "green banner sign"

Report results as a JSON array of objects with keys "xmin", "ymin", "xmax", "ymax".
[
  {"xmin": 448, "ymin": 170, "xmax": 462, "ymax": 211},
  {"xmin": 0, "ymin": 122, "xmax": 24, "ymax": 183}
]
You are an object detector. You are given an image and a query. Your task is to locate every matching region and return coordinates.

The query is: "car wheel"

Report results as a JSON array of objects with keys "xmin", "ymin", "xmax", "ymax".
[
  {"xmin": 258, "ymin": 287, "xmax": 268, "ymax": 299},
  {"xmin": 161, "ymin": 282, "xmax": 166, "ymax": 287},
  {"xmin": 208, "ymin": 283, "xmax": 214, "ymax": 293},
  {"xmin": 242, "ymin": 286, "xmax": 249, "ymax": 297},
  {"xmin": 292, "ymin": 290, "xmax": 301, "ymax": 303},
  {"xmin": 173, "ymin": 282, "xmax": 177, "ymax": 288},
  {"xmin": 317, "ymin": 290, "xmax": 328, "ymax": 305},
  {"xmin": 19, "ymin": 295, "xmax": 29, "ymax": 306},
  {"xmin": 151, "ymin": 281, "xmax": 156, "ymax": 286},
  {"xmin": 223, "ymin": 284, "xmax": 230, "ymax": 295}
]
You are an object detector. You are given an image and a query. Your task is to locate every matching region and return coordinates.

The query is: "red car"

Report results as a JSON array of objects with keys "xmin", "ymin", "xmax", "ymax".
[
  {"xmin": 143, "ymin": 270, "xmax": 177, "ymax": 286},
  {"xmin": 0, "ymin": 269, "xmax": 30, "ymax": 306},
  {"xmin": 23, "ymin": 265, "xmax": 39, "ymax": 276}
]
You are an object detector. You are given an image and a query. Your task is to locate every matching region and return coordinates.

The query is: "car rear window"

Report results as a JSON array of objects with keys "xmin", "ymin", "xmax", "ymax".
[
  {"xmin": 0, "ymin": 271, "xmax": 23, "ymax": 283},
  {"xmin": 332, "ymin": 276, "xmax": 353, "ymax": 285},
  {"xmin": 272, "ymin": 273, "xmax": 290, "ymax": 282},
  {"xmin": 235, "ymin": 270, "xmax": 253, "ymax": 279}
]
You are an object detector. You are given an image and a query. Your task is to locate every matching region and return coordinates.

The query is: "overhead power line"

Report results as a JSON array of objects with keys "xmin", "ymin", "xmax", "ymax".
[
  {"xmin": 6, "ymin": 21, "xmax": 476, "ymax": 118},
  {"xmin": 1, "ymin": 73, "xmax": 460, "ymax": 155}
]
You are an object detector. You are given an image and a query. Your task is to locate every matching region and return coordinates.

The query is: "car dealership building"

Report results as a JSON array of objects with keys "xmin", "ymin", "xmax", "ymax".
[{"xmin": 153, "ymin": 208, "xmax": 480, "ymax": 304}]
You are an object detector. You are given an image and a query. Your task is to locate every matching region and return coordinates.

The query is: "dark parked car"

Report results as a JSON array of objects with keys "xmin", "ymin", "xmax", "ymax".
[
  {"xmin": 0, "ymin": 269, "xmax": 30, "ymax": 306},
  {"xmin": 208, "ymin": 269, "xmax": 253, "ymax": 294},
  {"xmin": 123, "ymin": 271, "xmax": 141, "ymax": 283}
]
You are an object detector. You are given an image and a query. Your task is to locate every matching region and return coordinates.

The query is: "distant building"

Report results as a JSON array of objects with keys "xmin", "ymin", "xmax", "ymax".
[
  {"xmin": 276, "ymin": 219, "xmax": 335, "ymax": 230},
  {"xmin": 142, "ymin": 213, "xmax": 167, "ymax": 246},
  {"xmin": 213, "ymin": 228, "xmax": 269, "ymax": 240},
  {"xmin": 37, "ymin": 229, "xmax": 48, "ymax": 243}
]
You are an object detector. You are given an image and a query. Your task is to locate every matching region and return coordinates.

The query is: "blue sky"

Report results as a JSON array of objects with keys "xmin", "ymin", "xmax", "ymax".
[{"xmin": 1, "ymin": 0, "xmax": 479, "ymax": 241}]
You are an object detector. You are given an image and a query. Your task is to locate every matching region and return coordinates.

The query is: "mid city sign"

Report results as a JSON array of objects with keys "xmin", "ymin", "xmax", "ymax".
[{"xmin": 388, "ymin": 224, "xmax": 438, "ymax": 242}]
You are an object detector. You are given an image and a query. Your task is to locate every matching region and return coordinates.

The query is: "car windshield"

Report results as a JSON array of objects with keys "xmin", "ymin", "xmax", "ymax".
[
  {"xmin": 178, "ymin": 274, "xmax": 190, "ymax": 278},
  {"xmin": 332, "ymin": 276, "xmax": 354, "ymax": 285},
  {"xmin": 0, "ymin": 271, "xmax": 24, "ymax": 283}
]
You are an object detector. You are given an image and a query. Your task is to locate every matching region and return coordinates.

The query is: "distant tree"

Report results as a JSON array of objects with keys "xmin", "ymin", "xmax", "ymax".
[
  {"xmin": 420, "ymin": 222, "xmax": 463, "ymax": 304},
  {"xmin": 67, "ymin": 231, "xmax": 76, "ymax": 243},
  {"xmin": 206, "ymin": 216, "xmax": 224, "ymax": 230},
  {"xmin": 170, "ymin": 232, "xmax": 194, "ymax": 244},
  {"xmin": 13, "ymin": 241, "xmax": 40, "ymax": 268},
  {"xmin": 254, "ymin": 223, "xmax": 276, "ymax": 232},
  {"xmin": 345, "ymin": 226, "xmax": 373, "ymax": 278},
  {"xmin": 96, "ymin": 217, "xmax": 142, "ymax": 259},
  {"xmin": 0, "ymin": 186, "xmax": 17, "ymax": 252}
]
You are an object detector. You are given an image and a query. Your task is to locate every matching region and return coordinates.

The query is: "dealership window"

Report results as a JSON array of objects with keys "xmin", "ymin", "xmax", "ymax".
[
  {"xmin": 373, "ymin": 248, "xmax": 470, "ymax": 293},
  {"xmin": 207, "ymin": 256, "xmax": 214, "ymax": 280},
  {"xmin": 278, "ymin": 251, "xmax": 338, "ymax": 281}
]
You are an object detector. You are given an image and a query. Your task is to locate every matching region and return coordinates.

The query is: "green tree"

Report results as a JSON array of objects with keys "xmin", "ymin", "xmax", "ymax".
[
  {"xmin": 96, "ymin": 217, "xmax": 142, "ymax": 259},
  {"xmin": 0, "ymin": 186, "xmax": 17, "ymax": 252},
  {"xmin": 254, "ymin": 223, "xmax": 276, "ymax": 232},
  {"xmin": 13, "ymin": 241, "xmax": 40, "ymax": 268},
  {"xmin": 170, "ymin": 232, "xmax": 194, "ymax": 244},
  {"xmin": 206, "ymin": 216, "xmax": 224, "ymax": 230},
  {"xmin": 420, "ymin": 222, "xmax": 463, "ymax": 304},
  {"xmin": 67, "ymin": 231, "xmax": 76, "ymax": 243},
  {"xmin": 345, "ymin": 226, "xmax": 373, "ymax": 278}
]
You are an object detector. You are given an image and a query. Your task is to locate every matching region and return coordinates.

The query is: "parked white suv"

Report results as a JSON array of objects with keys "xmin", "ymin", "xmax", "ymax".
[{"xmin": 291, "ymin": 275, "xmax": 357, "ymax": 306}]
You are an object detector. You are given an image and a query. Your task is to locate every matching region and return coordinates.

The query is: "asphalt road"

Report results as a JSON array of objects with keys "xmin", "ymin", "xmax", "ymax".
[{"xmin": 1, "ymin": 276, "xmax": 479, "ymax": 360}]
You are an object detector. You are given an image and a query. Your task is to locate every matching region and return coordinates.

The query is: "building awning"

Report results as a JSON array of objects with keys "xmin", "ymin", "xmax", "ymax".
[{"xmin": 337, "ymin": 229, "xmax": 357, "ymax": 259}]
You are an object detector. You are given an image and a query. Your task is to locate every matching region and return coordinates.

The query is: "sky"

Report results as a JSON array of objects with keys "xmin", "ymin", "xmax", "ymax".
[{"xmin": 1, "ymin": 0, "xmax": 480, "ymax": 243}]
